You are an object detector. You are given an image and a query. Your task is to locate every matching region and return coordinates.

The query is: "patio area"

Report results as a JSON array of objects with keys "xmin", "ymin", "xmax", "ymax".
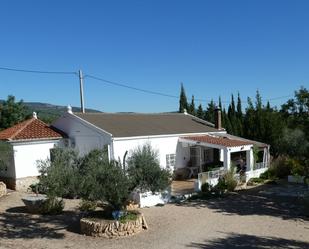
[{"xmin": 171, "ymin": 179, "xmax": 196, "ymax": 196}]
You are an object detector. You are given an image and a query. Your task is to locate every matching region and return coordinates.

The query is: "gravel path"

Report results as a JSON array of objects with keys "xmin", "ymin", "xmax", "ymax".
[{"xmin": 0, "ymin": 184, "xmax": 308, "ymax": 249}]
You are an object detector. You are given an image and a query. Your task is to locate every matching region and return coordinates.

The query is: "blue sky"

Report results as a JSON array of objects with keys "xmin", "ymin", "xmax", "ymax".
[{"xmin": 0, "ymin": 0, "xmax": 308, "ymax": 112}]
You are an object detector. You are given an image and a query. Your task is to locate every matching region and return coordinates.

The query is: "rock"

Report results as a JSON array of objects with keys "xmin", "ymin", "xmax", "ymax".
[
  {"xmin": 0, "ymin": 182, "xmax": 6, "ymax": 198},
  {"xmin": 80, "ymin": 211, "xmax": 147, "ymax": 238}
]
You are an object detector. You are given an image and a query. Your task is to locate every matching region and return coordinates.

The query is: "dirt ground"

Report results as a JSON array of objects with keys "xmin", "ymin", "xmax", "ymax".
[{"xmin": 0, "ymin": 182, "xmax": 308, "ymax": 249}]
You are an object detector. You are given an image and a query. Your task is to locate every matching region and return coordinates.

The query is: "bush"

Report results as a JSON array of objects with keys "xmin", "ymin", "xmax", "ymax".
[
  {"xmin": 40, "ymin": 197, "xmax": 64, "ymax": 215},
  {"xmin": 127, "ymin": 144, "xmax": 171, "ymax": 193},
  {"xmin": 213, "ymin": 176, "xmax": 227, "ymax": 194},
  {"xmin": 201, "ymin": 182, "xmax": 211, "ymax": 193},
  {"xmin": 247, "ymin": 177, "xmax": 265, "ymax": 186},
  {"xmin": 79, "ymin": 150, "xmax": 130, "ymax": 210},
  {"xmin": 224, "ymin": 167, "xmax": 237, "ymax": 191},
  {"xmin": 79, "ymin": 200, "xmax": 97, "ymax": 212},
  {"xmin": 29, "ymin": 182, "xmax": 46, "ymax": 194},
  {"xmin": 37, "ymin": 148, "xmax": 81, "ymax": 198}
]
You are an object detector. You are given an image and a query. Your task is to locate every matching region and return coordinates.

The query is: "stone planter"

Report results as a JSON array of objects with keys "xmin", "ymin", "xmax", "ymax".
[
  {"xmin": 21, "ymin": 195, "xmax": 47, "ymax": 213},
  {"xmin": 80, "ymin": 211, "xmax": 148, "ymax": 238}
]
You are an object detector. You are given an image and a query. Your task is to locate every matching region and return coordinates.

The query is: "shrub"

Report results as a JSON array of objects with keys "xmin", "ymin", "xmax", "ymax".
[
  {"xmin": 79, "ymin": 200, "xmax": 97, "ymax": 212},
  {"xmin": 247, "ymin": 177, "xmax": 265, "ymax": 185},
  {"xmin": 37, "ymin": 148, "xmax": 81, "ymax": 198},
  {"xmin": 201, "ymin": 182, "xmax": 211, "ymax": 193},
  {"xmin": 223, "ymin": 166, "xmax": 237, "ymax": 192},
  {"xmin": 79, "ymin": 150, "xmax": 130, "ymax": 210},
  {"xmin": 29, "ymin": 182, "xmax": 46, "ymax": 194},
  {"xmin": 40, "ymin": 197, "xmax": 64, "ymax": 215},
  {"xmin": 213, "ymin": 176, "xmax": 227, "ymax": 194},
  {"xmin": 127, "ymin": 144, "xmax": 171, "ymax": 193}
]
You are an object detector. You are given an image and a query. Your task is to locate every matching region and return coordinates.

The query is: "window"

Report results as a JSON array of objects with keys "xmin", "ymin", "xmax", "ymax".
[{"xmin": 166, "ymin": 154, "xmax": 176, "ymax": 169}]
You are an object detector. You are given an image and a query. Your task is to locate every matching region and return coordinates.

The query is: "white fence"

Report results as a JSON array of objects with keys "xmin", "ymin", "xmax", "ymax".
[
  {"xmin": 254, "ymin": 162, "xmax": 268, "ymax": 170},
  {"xmin": 196, "ymin": 164, "xmax": 269, "ymax": 191}
]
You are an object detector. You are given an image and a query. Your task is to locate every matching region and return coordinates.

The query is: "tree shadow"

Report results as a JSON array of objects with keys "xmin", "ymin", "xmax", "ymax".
[
  {"xmin": 0, "ymin": 206, "xmax": 81, "ymax": 239},
  {"xmin": 187, "ymin": 232, "xmax": 309, "ymax": 248},
  {"xmin": 176, "ymin": 184, "xmax": 308, "ymax": 220}
]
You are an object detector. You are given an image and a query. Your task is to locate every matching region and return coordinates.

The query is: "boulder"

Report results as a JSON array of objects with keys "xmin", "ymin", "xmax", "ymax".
[{"xmin": 0, "ymin": 182, "xmax": 7, "ymax": 198}]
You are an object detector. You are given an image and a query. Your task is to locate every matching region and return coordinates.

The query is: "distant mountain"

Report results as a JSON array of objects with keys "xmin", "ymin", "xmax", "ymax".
[
  {"xmin": 0, "ymin": 100, "xmax": 102, "ymax": 123},
  {"xmin": 24, "ymin": 102, "xmax": 102, "ymax": 123}
]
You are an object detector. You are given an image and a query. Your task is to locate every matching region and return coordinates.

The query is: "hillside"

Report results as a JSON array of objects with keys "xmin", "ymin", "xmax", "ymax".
[{"xmin": 0, "ymin": 100, "xmax": 101, "ymax": 124}]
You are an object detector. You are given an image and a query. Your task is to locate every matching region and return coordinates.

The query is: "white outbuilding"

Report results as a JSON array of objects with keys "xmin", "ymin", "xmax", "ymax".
[{"xmin": 0, "ymin": 113, "xmax": 64, "ymax": 190}]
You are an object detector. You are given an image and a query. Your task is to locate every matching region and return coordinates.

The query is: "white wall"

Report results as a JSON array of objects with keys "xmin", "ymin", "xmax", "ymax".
[
  {"xmin": 113, "ymin": 136, "xmax": 189, "ymax": 169},
  {"xmin": 53, "ymin": 113, "xmax": 112, "ymax": 156},
  {"xmin": 13, "ymin": 140, "xmax": 59, "ymax": 178}
]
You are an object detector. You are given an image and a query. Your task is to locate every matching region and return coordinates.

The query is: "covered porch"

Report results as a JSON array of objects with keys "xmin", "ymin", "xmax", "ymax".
[{"xmin": 175, "ymin": 133, "xmax": 270, "ymax": 190}]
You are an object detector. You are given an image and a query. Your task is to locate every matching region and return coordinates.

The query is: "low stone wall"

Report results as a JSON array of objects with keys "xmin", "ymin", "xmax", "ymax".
[
  {"xmin": 0, "ymin": 182, "xmax": 7, "ymax": 197},
  {"xmin": 16, "ymin": 176, "xmax": 39, "ymax": 191},
  {"xmin": 80, "ymin": 212, "xmax": 148, "ymax": 238}
]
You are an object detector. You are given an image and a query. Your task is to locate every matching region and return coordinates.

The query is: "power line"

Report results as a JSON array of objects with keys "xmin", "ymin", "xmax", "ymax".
[
  {"xmin": 0, "ymin": 65, "xmax": 294, "ymax": 105},
  {"xmin": 0, "ymin": 66, "xmax": 77, "ymax": 75},
  {"xmin": 84, "ymin": 74, "xmax": 181, "ymax": 99}
]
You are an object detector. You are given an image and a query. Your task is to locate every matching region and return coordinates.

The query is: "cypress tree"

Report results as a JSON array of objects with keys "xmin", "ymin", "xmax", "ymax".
[
  {"xmin": 179, "ymin": 83, "xmax": 188, "ymax": 113},
  {"xmin": 189, "ymin": 95, "xmax": 196, "ymax": 116},
  {"xmin": 196, "ymin": 104, "xmax": 204, "ymax": 119}
]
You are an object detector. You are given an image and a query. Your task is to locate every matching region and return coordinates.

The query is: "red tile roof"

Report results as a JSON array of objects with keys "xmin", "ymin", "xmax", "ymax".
[
  {"xmin": 182, "ymin": 135, "xmax": 253, "ymax": 147},
  {"xmin": 0, "ymin": 118, "xmax": 64, "ymax": 141}
]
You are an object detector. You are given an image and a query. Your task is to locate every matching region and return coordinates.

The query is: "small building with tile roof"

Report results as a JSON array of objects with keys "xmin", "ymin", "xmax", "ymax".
[{"xmin": 0, "ymin": 112, "xmax": 65, "ymax": 190}]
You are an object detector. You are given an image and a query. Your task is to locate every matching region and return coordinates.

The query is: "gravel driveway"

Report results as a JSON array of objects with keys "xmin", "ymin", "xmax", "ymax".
[{"xmin": 0, "ymin": 183, "xmax": 308, "ymax": 249}]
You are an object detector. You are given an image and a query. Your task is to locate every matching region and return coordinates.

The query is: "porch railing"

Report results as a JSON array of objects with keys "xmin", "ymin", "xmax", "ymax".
[
  {"xmin": 254, "ymin": 162, "xmax": 268, "ymax": 170},
  {"xmin": 198, "ymin": 167, "xmax": 226, "ymax": 184}
]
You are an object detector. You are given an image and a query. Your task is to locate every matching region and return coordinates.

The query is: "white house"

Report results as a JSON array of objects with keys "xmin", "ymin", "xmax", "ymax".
[
  {"xmin": 53, "ymin": 107, "xmax": 270, "ymax": 190},
  {"xmin": 0, "ymin": 113, "xmax": 64, "ymax": 190}
]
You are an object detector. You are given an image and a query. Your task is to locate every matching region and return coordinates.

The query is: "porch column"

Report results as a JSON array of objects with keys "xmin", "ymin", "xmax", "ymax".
[
  {"xmin": 223, "ymin": 148, "xmax": 231, "ymax": 170},
  {"xmin": 246, "ymin": 148, "xmax": 254, "ymax": 171}
]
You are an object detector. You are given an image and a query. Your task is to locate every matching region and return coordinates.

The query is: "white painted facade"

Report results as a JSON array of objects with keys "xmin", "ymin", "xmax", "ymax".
[
  {"xmin": 1, "ymin": 140, "xmax": 60, "ymax": 180},
  {"xmin": 113, "ymin": 135, "xmax": 190, "ymax": 170},
  {"xmin": 52, "ymin": 112, "xmax": 112, "ymax": 156}
]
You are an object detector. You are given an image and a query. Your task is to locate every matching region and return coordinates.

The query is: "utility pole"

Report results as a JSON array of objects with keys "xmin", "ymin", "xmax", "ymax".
[{"xmin": 78, "ymin": 69, "xmax": 85, "ymax": 113}]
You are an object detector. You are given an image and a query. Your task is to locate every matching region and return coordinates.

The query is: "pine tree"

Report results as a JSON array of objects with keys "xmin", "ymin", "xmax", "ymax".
[
  {"xmin": 179, "ymin": 83, "xmax": 188, "ymax": 113},
  {"xmin": 0, "ymin": 95, "xmax": 27, "ymax": 130}
]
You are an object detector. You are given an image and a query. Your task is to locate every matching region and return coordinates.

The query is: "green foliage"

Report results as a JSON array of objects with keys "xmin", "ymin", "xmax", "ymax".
[
  {"xmin": 127, "ymin": 144, "xmax": 171, "ymax": 193},
  {"xmin": 247, "ymin": 177, "xmax": 265, "ymax": 185},
  {"xmin": 201, "ymin": 182, "xmax": 211, "ymax": 193},
  {"xmin": 279, "ymin": 128, "xmax": 309, "ymax": 159},
  {"xmin": 179, "ymin": 83, "xmax": 188, "ymax": 113},
  {"xmin": 37, "ymin": 148, "xmax": 81, "ymax": 198},
  {"xmin": 0, "ymin": 95, "xmax": 27, "ymax": 130},
  {"xmin": 189, "ymin": 95, "xmax": 196, "ymax": 116},
  {"xmin": 79, "ymin": 200, "xmax": 97, "ymax": 212},
  {"xmin": 119, "ymin": 211, "xmax": 139, "ymax": 223},
  {"xmin": 0, "ymin": 141, "xmax": 13, "ymax": 171},
  {"xmin": 29, "ymin": 182, "xmax": 46, "ymax": 194},
  {"xmin": 196, "ymin": 104, "xmax": 204, "ymax": 119},
  {"xmin": 224, "ymin": 167, "xmax": 238, "ymax": 191},
  {"xmin": 79, "ymin": 149, "xmax": 130, "ymax": 210},
  {"xmin": 38, "ymin": 145, "xmax": 171, "ymax": 212},
  {"xmin": 40, "ymin": 197, "xmax": 64, "ymax": 215}
]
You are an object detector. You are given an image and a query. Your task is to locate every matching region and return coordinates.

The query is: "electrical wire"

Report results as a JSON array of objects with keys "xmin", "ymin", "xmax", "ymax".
[
  {"xmin": 0, "ymin": 66, "xmax": 77, "ymax": 75},
  {"xmin": 0, "ymin": 65, "xmax": 294, "ymax": 104}
]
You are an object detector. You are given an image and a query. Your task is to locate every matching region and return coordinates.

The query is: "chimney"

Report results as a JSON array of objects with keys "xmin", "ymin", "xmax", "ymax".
[
  {"xmin": 215, "ymin": 107, "xmax": 222, "ymax": 130},
  {"xmin": 32, "ymin": 112, "xmax": 37, "ymax": 119},
  {"xmin": 67, "ymin": 105, "xmax": 73, "ymax": 114},
  {"xmin": 183, "ymin": 108, "xmax": 188, "ymax": 115}
]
